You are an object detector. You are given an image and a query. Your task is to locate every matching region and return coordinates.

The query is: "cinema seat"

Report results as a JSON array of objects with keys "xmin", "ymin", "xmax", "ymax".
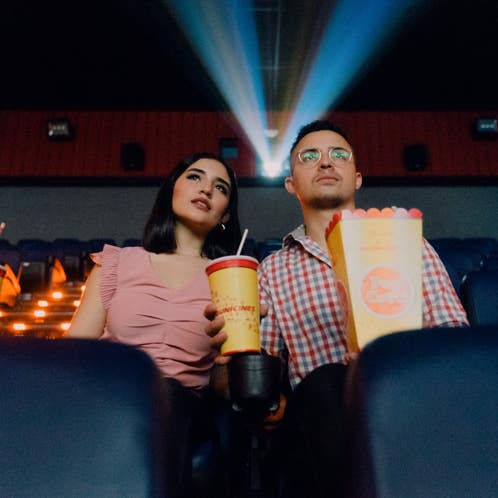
[
  {"xmin": 460, "ymin": 270, "xmax": 498, "ymax": 326},
  {"xmin": 122, "ymin": 238, "xmax": 142, "ymax": 247},
  {"xmin": 0, "ymin": 244, "xmax": 21, "ymax": 275},
  {"xmin": 0, "ymin": 337, "xmax": 168, "ymax": 498},
  {"xmin": 53, "ymin": 238, "xmax": 89, "ymax": 282},
  {"xmin": 256, "ymin": 239, "xmax": 282, "ymax": 261},
  {"xmin": 345, "ymin": 327, "xmax": 498, "ymax": 498}
]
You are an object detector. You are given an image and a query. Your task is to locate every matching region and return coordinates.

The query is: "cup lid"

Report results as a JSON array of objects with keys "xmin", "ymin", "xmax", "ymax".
[{"xmin": 205, "ymin": 255, "xmax": 258, "ymax": 275}]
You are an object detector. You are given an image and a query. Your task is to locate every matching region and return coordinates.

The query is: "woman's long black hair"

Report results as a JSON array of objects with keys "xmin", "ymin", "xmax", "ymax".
[{"xmin": 142, "ymin": 152, "xmax": 241, "ymax": 259}]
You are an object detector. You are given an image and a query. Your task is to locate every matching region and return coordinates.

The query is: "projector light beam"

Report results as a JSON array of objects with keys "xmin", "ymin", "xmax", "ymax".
[
  {"xmin": 164, "ymin": 0, "xmax": 272, "ymax": 166},
  {"xmin": 164, "ymin": 0, "xmax": 426, "ymax": 176},
  {"xmin": 273, "ymin": 0, "xmax": 425, "ymax": 167}
]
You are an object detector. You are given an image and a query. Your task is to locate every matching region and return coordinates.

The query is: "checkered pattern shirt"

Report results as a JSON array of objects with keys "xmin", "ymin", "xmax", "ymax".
[{"xmin": 258, "ymin": 225, "xmax": 469, "ymax": 389}]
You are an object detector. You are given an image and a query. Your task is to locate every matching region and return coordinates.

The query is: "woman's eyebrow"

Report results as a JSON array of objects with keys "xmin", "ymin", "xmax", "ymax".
[
  {"xmin": 187, "ymin": 167, "xmax": 231, "ymax": 191},
  {"xmin": 186, "ymin": 167, "xmax": 205, "ymax": 175},
  {"xmin": 215, "ymin": 176, "xmax": 231, "ymax": 191}
]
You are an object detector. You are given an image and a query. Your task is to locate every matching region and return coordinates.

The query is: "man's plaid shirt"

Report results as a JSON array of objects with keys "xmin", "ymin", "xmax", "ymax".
[{"xmin": 258, "ymin": 225, "xmax": 469, "ymax": 389}]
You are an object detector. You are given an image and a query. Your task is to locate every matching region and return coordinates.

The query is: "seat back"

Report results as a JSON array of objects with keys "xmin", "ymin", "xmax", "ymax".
[
  {"xmin": 345, "ymin": 327, "xmax": 498, "ymax": 498},
  {"xmin": 18, "ymin": 259, "xmax": 53, "ymax": 293},
  {"xmin": 0, "ymin": 337, "xmax": 168, "ymax": 498},
  {"xmin": 88, "ymin": 238, "xmax": 117, "ymax": 252},
  {"xmin": 460, "ymin": 270, "xmax": 498, "ymax": 326},
  {"xmin": 484, "ymin": 256, "xmax": 498, "ymax": 271},
  {"xmin": 256, "ymin": 239, "xmax": 282, "ymax": 261},
  {"xmin": 17, "ymin": 239, "xmax": 57, "ymax": 262},
  {"xmin": 53, "ymin": 239, "xmax": 88, "ymax": 281},
  {"xmin": 122, "ymin": 238, "xmax": 142, "ymax": 247},
  {"xmin": 435, "ymin": 247, "xmax": 483, "ymax": 296},
  {"xmin": 0, "ymin": 245, "xmax": 21, "ymax": 274}
]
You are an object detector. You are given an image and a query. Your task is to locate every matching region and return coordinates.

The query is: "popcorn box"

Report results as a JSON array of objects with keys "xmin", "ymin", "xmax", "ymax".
[{"xmin": 325, "ymin": 208, "xmax": 423, "ymax": 351}]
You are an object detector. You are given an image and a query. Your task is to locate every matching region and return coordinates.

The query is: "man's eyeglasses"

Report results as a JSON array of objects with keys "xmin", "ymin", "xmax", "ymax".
[{"xmin": 296, "ymin": 147, "xmax": 353, "ymax": 167}]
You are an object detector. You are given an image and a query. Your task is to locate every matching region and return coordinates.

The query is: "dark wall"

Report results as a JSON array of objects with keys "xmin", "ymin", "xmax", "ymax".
[{"xmin": 1, "ymin": 185, "xmax": 498, "ymax": 245}]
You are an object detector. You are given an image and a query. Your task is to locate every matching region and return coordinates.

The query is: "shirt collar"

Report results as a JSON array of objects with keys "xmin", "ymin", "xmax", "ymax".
[{"xmin": 284, "ymin": 224, "xmax": 332, "ymax": 267}]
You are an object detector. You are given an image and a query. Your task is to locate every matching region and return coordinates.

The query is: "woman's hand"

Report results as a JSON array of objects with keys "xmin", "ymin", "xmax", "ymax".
[
  {"xmin": 204, "ymin": 302, "xmax": 231, "ymax": 365},
  {"xmin": 204, "ymin": 302, "xmax": 270, "ymax": 365}
]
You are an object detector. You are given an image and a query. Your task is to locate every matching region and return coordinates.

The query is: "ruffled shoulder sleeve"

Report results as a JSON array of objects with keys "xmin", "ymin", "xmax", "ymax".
[{"xmin": 90, "ymin": 244, "xmax": 121, "ymax": 310}]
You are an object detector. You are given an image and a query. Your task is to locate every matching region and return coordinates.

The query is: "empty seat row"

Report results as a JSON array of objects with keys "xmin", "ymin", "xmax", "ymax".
[
  {"xmin": 460, "ymin": 270, "xmax": 498, "ymax": 327},
  {"xmin": 0, "ymin": 238, "xmax": 136, "ymax": 280},
  {"xmin": 429, "ymin": 237, "xmax": 498, "ymax": 258},
  {"xmin": 428, "ymin": 237, "xmax": 498, "ymax": 299}
]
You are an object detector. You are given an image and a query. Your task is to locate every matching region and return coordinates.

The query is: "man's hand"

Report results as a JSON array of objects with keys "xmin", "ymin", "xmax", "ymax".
[{"xmin": 345, "ymin": 351, "xmax": 359, "ymax": 364}]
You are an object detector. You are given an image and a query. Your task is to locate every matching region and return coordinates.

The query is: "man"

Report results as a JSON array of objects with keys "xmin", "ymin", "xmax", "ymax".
[{"xmin": 207, "ymin": 119, "xmax": 468, "ymax": 498}]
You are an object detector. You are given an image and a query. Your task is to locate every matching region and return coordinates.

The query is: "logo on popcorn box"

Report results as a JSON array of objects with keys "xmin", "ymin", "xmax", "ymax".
[{"xmin": 360, "ymin": 265, "xmax": 414, "ymax": 318}]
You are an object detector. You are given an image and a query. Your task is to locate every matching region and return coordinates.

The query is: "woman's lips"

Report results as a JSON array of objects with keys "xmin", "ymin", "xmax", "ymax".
[{"xmin": 192, "ymin": 198, "xmax": 210, "ymax": 211}]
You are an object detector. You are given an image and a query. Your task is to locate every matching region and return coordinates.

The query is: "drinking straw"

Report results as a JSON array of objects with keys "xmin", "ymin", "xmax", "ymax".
[{"xmin": 236, "ymin": 228, "xmax": 249, "ymax": 256}]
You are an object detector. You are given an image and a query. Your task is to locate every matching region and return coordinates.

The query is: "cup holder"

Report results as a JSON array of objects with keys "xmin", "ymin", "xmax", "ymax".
[{"xmin": 227, "ymin": 352, "xmax": 281, "ymax": 417}]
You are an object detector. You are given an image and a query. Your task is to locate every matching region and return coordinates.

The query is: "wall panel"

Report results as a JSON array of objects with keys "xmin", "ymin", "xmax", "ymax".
[{"xmin": 0, "ymin": 110, "xmax": 497, "ymax": 181}]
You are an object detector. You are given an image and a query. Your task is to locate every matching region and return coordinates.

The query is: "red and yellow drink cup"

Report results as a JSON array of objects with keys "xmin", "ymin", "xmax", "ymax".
[
  {"xmin": 206, "ymin": 255, "xmax": 261, "ymax": 356},
  {"xmin": 325, "ymin": 207, "xmax": 423, "ymax": 351}
]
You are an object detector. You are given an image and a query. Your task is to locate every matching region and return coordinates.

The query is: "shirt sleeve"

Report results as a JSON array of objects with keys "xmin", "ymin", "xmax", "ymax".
[
  {"xmin": 90, "ymin": 244, "xmax": 120, "ymax": 311},
  {"xmin": 258, "ymin": 259, "xmax": 287, "ymax": 364},
  {"xmin": 421, "ymin": 239, "xmax": 469, "ymax": 327}
]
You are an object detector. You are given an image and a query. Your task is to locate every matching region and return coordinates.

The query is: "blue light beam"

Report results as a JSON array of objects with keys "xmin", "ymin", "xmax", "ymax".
[
  {"xmin": 164, "ymin": 0, "xmax": 272, "ymax": 166},
  {"xmin": 274, "ymin": 0, "xmax": 425, "ymax": 168}
]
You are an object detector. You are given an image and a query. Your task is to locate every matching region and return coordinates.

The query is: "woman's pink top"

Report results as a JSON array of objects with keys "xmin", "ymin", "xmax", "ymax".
[{"xmin": 92, "ymin": 245, "xmax": 215, "ymax": 390}]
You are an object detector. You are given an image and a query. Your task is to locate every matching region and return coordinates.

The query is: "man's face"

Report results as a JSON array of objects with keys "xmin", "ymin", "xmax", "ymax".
[{"xmin": 285, "ymin": 130, "xmax": 362, "ymax": 210}]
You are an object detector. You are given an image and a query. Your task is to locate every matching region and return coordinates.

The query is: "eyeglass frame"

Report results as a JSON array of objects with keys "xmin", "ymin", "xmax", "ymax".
[{"xmin": 295, "ymin": 146, "xmax": 354, "ymax": 168}]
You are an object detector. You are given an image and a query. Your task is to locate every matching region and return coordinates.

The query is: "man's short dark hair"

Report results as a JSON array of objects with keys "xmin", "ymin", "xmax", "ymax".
[{"xmin": 290, "ymin": 120, "xmax": 349, "ymax": 156}]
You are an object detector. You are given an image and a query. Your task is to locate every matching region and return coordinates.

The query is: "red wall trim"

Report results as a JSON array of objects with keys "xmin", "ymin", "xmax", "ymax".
[{"xmin": 1, "ymin": 110, "xmax": 497, "ymax": 179}]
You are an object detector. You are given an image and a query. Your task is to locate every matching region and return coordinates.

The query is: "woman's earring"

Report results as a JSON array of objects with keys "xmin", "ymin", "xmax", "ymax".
[{"xmin": 220, "ymin": 223, "xmax": 226, "ymax": 231}]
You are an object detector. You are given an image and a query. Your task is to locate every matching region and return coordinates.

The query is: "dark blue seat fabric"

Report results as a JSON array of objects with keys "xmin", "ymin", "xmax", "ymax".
[
  {"xmin": 435, "ymin": 247, "xmax": 483, "ymax": 296},
  {"xmin": 0, "ymin": 246, "xmax": 21, "ymax": 274},
  {"xmin": 17, "ymin": 239, "xmax": 57, "ymax": 262},
  {"xmin": 345, "ymin": 327, "xmax": 498, "ymax": 498},
  {"xmin": 122, "ymin": 238, "xmax": 142, "ymax": 247},
  {"xmin": 17, "ymin": 259, "xmax": 52, "ymax": 293},
  {"xmin": 53, "ymin": 238, "xmax": 87, "ymax": 257},
  {"xmin": 16, "ymin": 240, "xmax": 59, "ymax": 292},
  {"xmin": 459, "ymin": 237, "xmax": 498, "ymax": 258},
  {"xmin": 460, "ymin": 270, "xmax": 498, "ymax": 326},
  {"xmin": 483, "ymin": 255, "xmax": 498, "ymax": 271},
  {"xmin": 256, "ymin": 239, "xmax": 282, "ymax": 261},
  {"xmin": 240, "ymin": 237, "xmax": 258, "ymax": 259},
  {"xmin": 53, "ymin": 238, "xmax": 88, "ymax": 282},
  {"xmin": 88, "ymin": 238, "xmax": 117, "ymax": 252},
  {"xmin": 427, "ymin": 237, "xmax": 461, "ymax": 252},
  {"xmin": 0, "ymin": 337, "xmax": 168, "ymax": 498}
]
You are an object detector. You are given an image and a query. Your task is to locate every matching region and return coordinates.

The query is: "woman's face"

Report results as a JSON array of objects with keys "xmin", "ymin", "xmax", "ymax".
[{"xmin": 172, "ymin": 158, "xmax": 232, "ymax": 234}]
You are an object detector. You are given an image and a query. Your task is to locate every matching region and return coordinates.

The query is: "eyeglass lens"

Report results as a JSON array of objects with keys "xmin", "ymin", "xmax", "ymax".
[{"xmin": 299, "ymin": 147, "xmax": 351, "ymax": 164}]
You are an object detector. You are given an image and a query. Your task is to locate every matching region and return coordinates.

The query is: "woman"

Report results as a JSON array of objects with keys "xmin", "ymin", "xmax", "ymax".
[{"xmin": 68, "ymin": 152, "xmax": 241, "ymax": 498}]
